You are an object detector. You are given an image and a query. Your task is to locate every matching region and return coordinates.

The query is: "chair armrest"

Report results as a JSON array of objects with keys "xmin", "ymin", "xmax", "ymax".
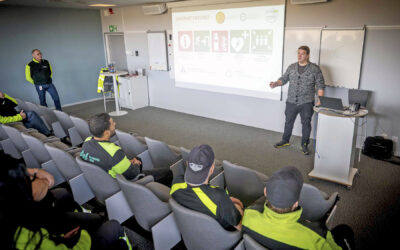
[
  {"xmin": 134, "ymin": 175, "xmax": 154, "ymax": 185},
  {"xmin": 43, "ymin": 136, "xmax": 61, "ymax": 143}
]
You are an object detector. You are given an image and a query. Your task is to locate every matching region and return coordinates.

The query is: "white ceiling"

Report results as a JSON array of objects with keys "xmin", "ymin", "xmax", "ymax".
[{"xmin": 0, "ymin": 0, "xmax": 183, "ymax": 9}]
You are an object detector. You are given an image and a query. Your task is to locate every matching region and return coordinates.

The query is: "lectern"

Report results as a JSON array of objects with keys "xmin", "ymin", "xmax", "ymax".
[{"xmin": 309, "ymin": 107, "xmax": 368, "ymax": 188}]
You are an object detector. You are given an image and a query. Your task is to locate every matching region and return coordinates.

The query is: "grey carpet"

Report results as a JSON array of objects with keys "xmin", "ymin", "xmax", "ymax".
[{"xmin": 65, "ymin": 100, "xmax": 400, "ymax": 250}]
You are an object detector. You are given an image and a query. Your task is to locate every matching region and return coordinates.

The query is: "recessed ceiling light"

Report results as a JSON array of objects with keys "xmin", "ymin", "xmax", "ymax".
[{"xmin": 88, "ymin": 4, "xmax": 116, "ymax": 7}]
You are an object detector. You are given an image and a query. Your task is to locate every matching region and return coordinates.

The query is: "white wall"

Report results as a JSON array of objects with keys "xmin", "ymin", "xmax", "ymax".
[{"xmin": 100, "ymin": 0, "xmax": 400, "ymax": 154}]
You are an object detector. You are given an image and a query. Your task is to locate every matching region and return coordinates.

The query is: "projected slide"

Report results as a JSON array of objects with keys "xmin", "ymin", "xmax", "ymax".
[{"xmin": 172, "ymin": 4, "xmax": 285, "ymax": 100}]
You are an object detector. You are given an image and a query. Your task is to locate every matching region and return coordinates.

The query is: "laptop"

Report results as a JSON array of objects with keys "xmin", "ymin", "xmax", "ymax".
[
  {"xmin": 319, "ymin": 96, "xmax": 345, "ymax": 111},
  {"xmin": 349, "ymin": 89, "xmax": 369, "ymax": 108}
]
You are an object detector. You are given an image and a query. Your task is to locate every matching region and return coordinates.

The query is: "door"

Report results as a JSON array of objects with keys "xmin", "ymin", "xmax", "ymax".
[{"xmin": 105, "ymin": 33, "xmax": 128, "ymax": 71}]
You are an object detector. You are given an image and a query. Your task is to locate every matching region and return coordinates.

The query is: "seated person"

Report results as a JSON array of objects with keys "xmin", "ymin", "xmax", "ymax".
[
  {"xmin": 242, "ymin": 166, "xmax": 355, "ymax": 250},
  {"xmin": 0, "ymin": 91, "xmax": 51, "ymax": 136},
  {"xmin": 0, "ymin": 151, "xmax": 131, "ymax": 250},
  {"xmin": 80, "ymin": 113, "xmax": 172, "ymax": 186},
  {"xmin": 170, "ymin": 144, "xmax": 243, "ymax": 230}
]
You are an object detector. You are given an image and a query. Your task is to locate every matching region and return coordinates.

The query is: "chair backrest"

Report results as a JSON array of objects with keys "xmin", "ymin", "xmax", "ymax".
[
  {"xmin": 75, "ymin": 156, "xmax": 120, "ymax": 205},
  {"xmin": 54, "ymin": 110, "xmax": 75, "ymax": 134},
  {"xmin": 243, "ymin": 234, "xmax": 270, "ymax": 250},
  {"xmin": 169, "ymin": 198, "xmax": 242, "ymax": 250},
  {"xmin": 70, "ymin": 116, "xmax": 91, "ymax": 139},
  {"xmin": 0, "ymin": 125, "xmax": 9, "ymax": 141},
  {"xmin": 223, "ymin": 160, "xmax": 268, "ymax": 207},
  {"xmin": 179, "ymin": 147, "xmax": 190, "ymax": 167},
  {"xmin": 2, "ymin": 125, "xmax": 29, "ymax": 152},
  {"xmin": 21, "ymin": 133, "xmax": 52, "ymax": 164},
  {"xmin": 15, "ymin": 98, "xmax": 29, "ymax": 111},
  {"xmin": 24, "ymin": 101, "xmax": 38, "ymax": 112},
  {"xmin": 145, "ymin": 137, "xmax": 181, "ymax": 169},
  {"xmin": 36, "ymin": 105, "xmax": 59, "ymax": 126},
  {"xmin": 299, "ymin": 183, "xmax": 338, "ymax": 222},
  {"xmin": 45, "ymin": 144, "xmax": 82, "ymax": 180},
  {"xmin": 116, "ymin": 175, "xmax": 171, "ymax": 231},
  {"xmin": 115, "ymin": 129, "xmax": 147, "ymax": 159}
]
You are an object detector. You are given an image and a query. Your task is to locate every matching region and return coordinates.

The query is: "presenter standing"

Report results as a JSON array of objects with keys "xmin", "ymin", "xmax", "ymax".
[
  {"xmin": 25, "ymin": 49, "xmax": 62, "ymax": 110},
  {"xmin": 270, "ymin": 46, "xmax": 325, "ymax": 155}
]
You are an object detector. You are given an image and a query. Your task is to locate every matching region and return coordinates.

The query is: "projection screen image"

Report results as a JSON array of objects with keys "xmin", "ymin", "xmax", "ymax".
[{"xmin": 172, "ymin": 4, "xmax": 285, "ymax": 100}]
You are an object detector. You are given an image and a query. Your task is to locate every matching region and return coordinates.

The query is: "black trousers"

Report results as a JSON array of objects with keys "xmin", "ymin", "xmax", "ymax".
[
  {"xmin": 37, "ymin": 188, "xmax": 128, "ymax": 249},
  {"xmin": 143, "ymin": 168, "xmax": 173, "ymax": 187},
  {"xmin": 282, "ymin": 102, "xmax": 314, "ymax": 145}
]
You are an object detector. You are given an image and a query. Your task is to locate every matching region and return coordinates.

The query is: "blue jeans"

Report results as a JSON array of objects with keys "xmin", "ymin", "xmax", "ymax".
[
  {"xmin": 23, "ymin": 111, "xmax": 51, "ymax": 136},
  {"xmin": 35, "ymin": 83, "xmax": 62, "ymax": 110}
]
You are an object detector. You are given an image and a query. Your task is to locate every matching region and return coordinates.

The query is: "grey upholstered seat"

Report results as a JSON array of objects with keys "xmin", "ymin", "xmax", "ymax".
[
  {"xmin": 116, "ymin": 175, "xmax": 181, "ymax": 250},
  {"xmin": 21, "ymin": 133, "xmax": 67, "ymax": 186},
  {"xmin": 53, "ymin": 110, "xmax": 84, "ymax": 146},
  {"xmin": 299, "ymin": 183, "xmax": 339, "ymax": 222},
  {"xmin": 170, "ymin": 159, "xmax": 185, "ymax": 180},
  {"xmin": 222, "ymin": 160, "xmax": 269, "ymax": 207},
  {"xmin": 2, "ymin": 125, "xmax": 41, "ymax": 167},
  {"xmin": 0, "ymin": 124, "xmax": 21, "ymax": 158},
  {"xmin": 169, "ymin": 198, "xmax": 242, "ymax": 250},
  {"xmin": 243, "ymin": 234, "xmax": 270, "ymax": 250},
  {"xmin": 15, "ymin": 98, "xmax": 29, "ymax": 111},
  {"xmin": 45, "ymin": 144, "xmax": 95, "ymax": 205},
  {"xmin": 115, "ymin": 129, "xmax": 147, "ymax": 159},
  {"xmin": 75, "ymin": 156, "xmax": 135, "ymax": 223},
  {"xmin": 179, "ymin": 147, "xmax": 190, "ymax": 167},
  {"xmin": 145, "ymin": 137, "xmax": 181, "ymax": 169},
  {"xmin": 70, "ymin": 115, "xmax": 91, "ymax": 140}
]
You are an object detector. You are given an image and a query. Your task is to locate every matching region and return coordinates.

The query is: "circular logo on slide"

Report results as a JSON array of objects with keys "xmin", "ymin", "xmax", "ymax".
[{"xmin": 216, "ymin": 12, "xmax": 225, "ymax": 24}]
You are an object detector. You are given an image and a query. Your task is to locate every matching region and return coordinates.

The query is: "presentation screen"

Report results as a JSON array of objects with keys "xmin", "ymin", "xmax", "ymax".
[{"xmin": 172, "ymin": 3, "xmax": 285, "ymax": 100}]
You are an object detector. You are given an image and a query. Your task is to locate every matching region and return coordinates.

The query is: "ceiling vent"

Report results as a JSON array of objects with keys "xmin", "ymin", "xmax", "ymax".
[
  {"xmin": 142, "ymin": 3, "xmax": 168, "ymax": 15},
  {"xmin": 291, "ymin": 0, "xmax": 328, "ymax": 4}
]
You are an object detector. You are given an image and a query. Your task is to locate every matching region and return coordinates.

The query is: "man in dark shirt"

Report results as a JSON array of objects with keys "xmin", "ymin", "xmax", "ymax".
[
  {"xmin": 170, "ymin": 144, "xmax": 243, "ymax": 230},
  {"xmin": 25, "ymin": 49, "xmax": 62, "ymax": 111},
  {"xmin": 270, "ymin": 45, "xmax": 325, "ymax": 155},
  {"xmin": 80, "ymin": 113, "xmax": 172, "ymax": 185},
  {"xmin": 0, "ymin": 91, "xmax": 51, "ymax": 135}
]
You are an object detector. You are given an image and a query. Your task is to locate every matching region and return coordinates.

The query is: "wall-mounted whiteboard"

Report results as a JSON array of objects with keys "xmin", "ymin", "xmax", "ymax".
[
  {"xmin": 319, "ymin": 29, "xmax": 365, "ymax": 89},
  {"xmin": 147, "ymin": 31, "xmax": 169, "ymax": 71},
  {"xmin": 283, "ymin": 28, "xmax": 322, "ymax": 70}
]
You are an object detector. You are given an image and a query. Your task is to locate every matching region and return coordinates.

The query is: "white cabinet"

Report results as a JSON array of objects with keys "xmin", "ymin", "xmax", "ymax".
[{"xmin": 119, "ymin": 76, "xmax": 149, "ymax": 110}]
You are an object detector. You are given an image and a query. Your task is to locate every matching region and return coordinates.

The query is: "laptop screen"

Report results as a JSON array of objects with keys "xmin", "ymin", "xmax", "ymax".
[{"xmin": 319, "ymin": 96, "xmax": 345, "ymax": 111}]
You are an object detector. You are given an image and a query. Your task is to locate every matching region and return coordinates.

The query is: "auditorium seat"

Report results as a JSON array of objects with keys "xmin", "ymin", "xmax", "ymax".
[
  {"xmin": 170, "ymin": 198, "xmax": 242, "ymax": 250},
  {"xmin": 70, "ymin": 115, "xmax": 91, "ymax": 140},
  {"xmin": 145, "ymin": 137, "xmax": 182, "ymax": 169},
  {"xmin": 116, "ymin": 174, "xmax": 181, "ymax": 250},
  {"xmin": 223, "ymin": 160, "xmax": 269, "ymax": 207},
  {"xmin": 75, "ymin": 156, "xmax": 152, "ymax": 223},
  {"xmin": 45, "ymin": 144, "xmax": 95, "ymax": 205},
  {"xmin": 115, "ymin": 129, "xmax": 147, "ymax": 159}
]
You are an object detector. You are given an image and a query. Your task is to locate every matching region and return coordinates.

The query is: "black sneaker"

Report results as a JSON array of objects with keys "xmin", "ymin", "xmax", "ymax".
[
  {"xmin": 274, "ymin": 141, "xmax": 290, "ymax": 148},
  {"xmin": 302, "ymin": 143, "xmax": 310, "ymax": 155}
]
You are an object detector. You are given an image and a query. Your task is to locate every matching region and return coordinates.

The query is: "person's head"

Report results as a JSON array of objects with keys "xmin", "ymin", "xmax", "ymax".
[
  {"xmin": 0, "ymin": 152, "xmax": 37, "ymax": 249},
  {"xmin": 264, "ymin": 166, "xmax": 303, "ymax": 214},
  {"xmin": 184, "ymin": 144, "xmax": 215, "ymax": 186},
  {"xmin": 32, "ymin": 49, "xmax": 42, "ymax": 61},
  {"xmin": 88, "ymin": 113, "xmax": 116, "ymax": 140},
  {"xmin": 297, "ymin": 45, "xmax": 310, "ymax": 64}
]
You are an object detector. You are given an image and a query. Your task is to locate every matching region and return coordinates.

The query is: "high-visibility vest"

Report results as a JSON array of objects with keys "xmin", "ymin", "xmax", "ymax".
[{"xmin": 97, "ymin": 68, "xmax": 119, "ymax": 93}]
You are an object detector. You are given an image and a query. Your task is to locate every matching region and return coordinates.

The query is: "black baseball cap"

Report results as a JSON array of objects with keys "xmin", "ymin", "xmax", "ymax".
[{"xmin": 184, "ymin": 144, "xmax": 215, "ymax": 186}]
